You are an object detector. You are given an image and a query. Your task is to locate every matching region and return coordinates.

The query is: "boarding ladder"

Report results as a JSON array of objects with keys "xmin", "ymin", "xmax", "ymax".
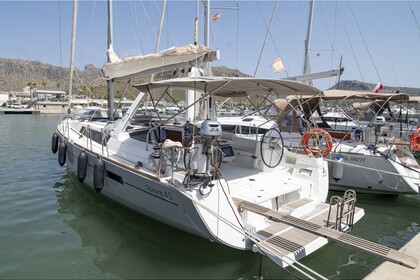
[{"xmin": 327, "ymin": 190, "xmax": 356, "ymax": 232}]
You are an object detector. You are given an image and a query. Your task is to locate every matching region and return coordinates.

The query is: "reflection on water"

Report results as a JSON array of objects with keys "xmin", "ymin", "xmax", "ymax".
[
  {"xmin": 56, "ymin": 172, "xmax": 283, "ymax": 279},
  {"xmin": 1, "ymin": 115, "xmax": 419, "ymax": 279},
  {"xmin": 379, "ymin": 222, "xmax": 420, "ymax": 249}
]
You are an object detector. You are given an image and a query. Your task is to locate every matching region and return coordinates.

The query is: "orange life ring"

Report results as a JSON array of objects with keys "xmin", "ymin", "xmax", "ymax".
[
  {"xmin": 301, "ymin": 128, "xmax": 333, "ymax": 157},
  {"xmin": 410, "ymin": 128, "xmax": 420, "ymax": 151}
]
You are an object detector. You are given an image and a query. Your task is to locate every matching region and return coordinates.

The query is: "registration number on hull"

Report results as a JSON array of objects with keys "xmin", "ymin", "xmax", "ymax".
[{"xmin": 341, "ymin": 156, "xmax": 365, "ymax": 162}]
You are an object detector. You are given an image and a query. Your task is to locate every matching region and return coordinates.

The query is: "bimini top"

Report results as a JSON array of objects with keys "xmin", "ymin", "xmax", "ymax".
[
  {"xmin": 407, "ymin": 96, "xmax": 420, "ymax": 104},
  {"xmin": 321, "ymin": 89, "xmax": 409, "ymax": 102},
  {"xmin": 133, "ymin": 76, "xmax": 321, "ymax": 97},
  {"xmin": 103, "ymin": 44, "xmax": 214, "ymax": 80},
  {"xmin": 273, "ymin": 90, "xmax": 410, "ymax": 113}
]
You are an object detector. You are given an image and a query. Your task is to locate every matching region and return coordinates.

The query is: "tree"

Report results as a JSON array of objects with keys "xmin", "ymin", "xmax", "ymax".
[
  {"xmin": 56, "ymin": 81, "xmax": 61, "ymax": 90},
  {"xmin": 89, "ymin": 86, "xmax": 94, "ymax": 98},
  {"xmin": 42, "ymin": 81, "xmax": 47, "ymax": 88},
  {"xmin": 27, "ymin": 81, "xmax": 36, "ymax": 102}
]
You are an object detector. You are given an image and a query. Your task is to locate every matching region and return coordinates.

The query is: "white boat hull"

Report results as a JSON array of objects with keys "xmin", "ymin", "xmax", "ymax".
[{"xmin": 328, "ymin": 148, "xmax": 420, "ymax": 194}]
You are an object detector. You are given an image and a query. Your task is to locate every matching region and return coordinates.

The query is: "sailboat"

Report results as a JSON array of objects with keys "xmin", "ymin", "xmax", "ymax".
[
  {"xmin": 50, "ymin": 0, "xmax": 418, "ymax": 275},
  {"xmin": 274, "ymin": 91, "xmax": 420, "ymax": 194}
]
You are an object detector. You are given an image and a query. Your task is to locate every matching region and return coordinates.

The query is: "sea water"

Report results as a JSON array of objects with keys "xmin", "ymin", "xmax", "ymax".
[{"xmin": 0, "ymin": 114, "xmax": 419, "ymax": 279}]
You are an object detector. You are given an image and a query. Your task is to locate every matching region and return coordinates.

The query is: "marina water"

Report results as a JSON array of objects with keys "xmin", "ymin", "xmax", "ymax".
[{"xmin": 1, "ymin": 114, "xmax": 419, "ymax": 279}]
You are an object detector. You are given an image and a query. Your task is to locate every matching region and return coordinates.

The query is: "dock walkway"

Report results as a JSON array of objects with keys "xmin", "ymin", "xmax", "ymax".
[{"xmin": 364, "ymin": 232, "xmax": 420, "ymax": 280}]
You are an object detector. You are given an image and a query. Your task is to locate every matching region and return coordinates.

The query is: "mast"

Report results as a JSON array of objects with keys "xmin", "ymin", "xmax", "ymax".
[
  {"xmin": 203, "ymin": 0, "xmax": 210, "ymax": 75},
  {"xmin": 107, "ymin": 0, "xmax": 115, "ymax": 120},
  {"xmin": 302, "ymin": 0, "xmax": 314, "ymax": 84},
  {"xmin": 68, "ymin": 0, "xmax": 78, "ymax": 110},
  {"xmin": 150, "ymin": 0, "xmax": 167, "ymax": 83}
]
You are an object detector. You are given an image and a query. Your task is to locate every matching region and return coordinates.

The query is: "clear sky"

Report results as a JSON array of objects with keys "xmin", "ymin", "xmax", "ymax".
[{"xmin": 1, "ymin": 0, "xmax": 419, "ymax": 91}]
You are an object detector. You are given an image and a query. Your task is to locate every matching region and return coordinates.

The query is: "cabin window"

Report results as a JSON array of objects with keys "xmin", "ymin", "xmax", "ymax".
[
  {"xmin": 129, "ymin": 129, "xmax": 150, "ymax": 142},
  {"xmin": 221, "ymin": 125, "xmax": 236, "ymax": 133},
  {"xmin": 79, "ymin": 126, "xmax": 107, "ymax": 144}
]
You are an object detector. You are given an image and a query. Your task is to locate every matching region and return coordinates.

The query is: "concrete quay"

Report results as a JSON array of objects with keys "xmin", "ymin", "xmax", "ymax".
[{"xmin": 365, "ymin": 232, "xmax": 420, "ymax": 280}]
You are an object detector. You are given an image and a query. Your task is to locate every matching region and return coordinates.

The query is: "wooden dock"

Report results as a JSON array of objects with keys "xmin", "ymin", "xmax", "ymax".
[{"xmin": 364, "ymin": 232, "xmax": 420, "ymax": 280}]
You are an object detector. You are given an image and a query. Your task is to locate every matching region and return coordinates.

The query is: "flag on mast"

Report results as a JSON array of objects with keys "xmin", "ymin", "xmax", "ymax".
[
  {"xmin": 271, "ymin": 57, "xmax": 285, "ymax": 73},
  {"xmin": 373, "ymin": 82, "xmax": 383, "ymax": 93},
  {"xmin": 212, "ymin": 13, "xmax": 221, "ymax": 21}
]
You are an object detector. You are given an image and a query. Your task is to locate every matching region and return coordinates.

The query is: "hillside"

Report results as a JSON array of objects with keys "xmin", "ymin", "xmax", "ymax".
[
  {"xmin": 0, "ymin": 58, "xmax": 103, "ymax": 93},
  {"xmin": 1, "ymin": 57, "xmax": 419, "ymax": 96},
  {"xmin": 331, "ymin": 80, "xmax": 420, "ymax": 95}
]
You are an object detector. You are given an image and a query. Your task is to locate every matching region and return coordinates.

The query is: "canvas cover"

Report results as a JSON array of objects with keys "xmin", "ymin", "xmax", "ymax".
[{"xmin": 103, "ymin": 45, "xmax": 213, "ymax": 80}]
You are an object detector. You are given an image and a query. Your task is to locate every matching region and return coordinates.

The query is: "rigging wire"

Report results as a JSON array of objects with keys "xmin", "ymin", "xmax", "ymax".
[
  {"xmin": 287, "ymin": 1, "xmax": 302, "ymax": 78},
  {"xmin": 384, "ymin": 36, "xmax": 399, "ymax": 88},
  {"xmin": 235, "ymin": 2, "xmax": 239, "ymax": 70},
  {"xmin": 128, "ymin": 1, "xmax": 145, "ymax": 55},
  {"xmin": 337, "ymin": 7, "xmax": 364, "ymax": 82},
  {"xmin": 79, "ymin": 1, "xmax": 97, "ymax": 66},
  {"xmin": 346, "ymin": 1, "xmax": 382, "ymax": 83},
  {"xmin": 253, "ymin": 0, "xmax": 279, "ymax": 77},
  {"xmin": 162, "ymin": 1, "xmax": 177, "ymax": 47},
  {"xmin": 318, "ymin": 1, "xmax": 339, "ymax": 87},
  {"xmin": 408, "ymin": 0, "xmax": 420, "ymax": 39},
  {"xmin": 58, "ymin": 0, "xmax": 62, "ymax": 67},
  {"xmin": 255, "ymin": 1, "xmax": 289, "ymax": 77},
  {"xmin": 318, "ymin": 2, "xmax": 334, "ymax": 55}
]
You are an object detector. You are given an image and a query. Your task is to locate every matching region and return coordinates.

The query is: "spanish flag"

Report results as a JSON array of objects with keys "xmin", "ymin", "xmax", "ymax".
[
  {"xmin": 212, "ymin": 13, "xmax": 221, "ymax": 21},
  {"xmin": 271, "ymin": 57, "xmax": 285, "ymax": 73}
]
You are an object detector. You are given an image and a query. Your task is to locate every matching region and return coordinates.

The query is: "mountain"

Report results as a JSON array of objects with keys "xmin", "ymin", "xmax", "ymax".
[
  {"xmin": 1, "ymin": 57, "xmax": 419, "ymax": 96},
  {"xmin": 0, "ymin": 58, "xmax": 103, "ymax": 93},
  {"xmin": 331, "ymin": 80, "xmax": 420, "ymax": 95}
]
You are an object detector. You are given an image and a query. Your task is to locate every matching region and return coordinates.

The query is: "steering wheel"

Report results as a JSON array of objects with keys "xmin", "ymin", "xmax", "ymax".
[{"xmin": 260, "ymin": 128, "xmax": 284, "ymax": 168}]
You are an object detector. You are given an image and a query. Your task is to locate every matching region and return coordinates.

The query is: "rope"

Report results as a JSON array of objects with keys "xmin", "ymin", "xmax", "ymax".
[
  {"xmin": 370, "ymin": 145, "xmax": 420, "ymax": 174},
  {"xmin": 177, "ymin": 189, "xmax": 327, "ymax": 280}
]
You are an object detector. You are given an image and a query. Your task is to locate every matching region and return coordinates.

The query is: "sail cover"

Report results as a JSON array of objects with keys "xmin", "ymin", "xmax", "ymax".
[{"xmin": 102, "ymin": 44, "xmax": 213, "ymax": 80}]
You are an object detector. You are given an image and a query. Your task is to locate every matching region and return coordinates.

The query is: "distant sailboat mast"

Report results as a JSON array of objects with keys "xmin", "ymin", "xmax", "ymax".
[
  {"xmin": 150, "ymin": 0, "xmax": 167, "ymax": 83},
  {"xmin": 68, "ymin": 0, "xmax": 78, "ymax": 110},
  {"xmin": 302, "ymin": 0, "xmax": 314, "ymax": 85},
  {"xmin": 203, "ymin": 0, "xmax": 211, "ymax": 76},
  {"xmin": 107, "ymin": 0, "xmax": 115, "ymax": 120}
]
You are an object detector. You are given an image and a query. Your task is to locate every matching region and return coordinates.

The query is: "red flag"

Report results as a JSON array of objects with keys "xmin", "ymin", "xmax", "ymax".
[
  {"xmin": 212, "ymin": 13, "xmax": 221, "ymax": 21},
  {"xmin": 373, "ymin": 82, "xmax": 383, "ymax": 93},
  {"xmin": 271, "ymin": 57, "xmax": 285, "ymax": 73}
]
